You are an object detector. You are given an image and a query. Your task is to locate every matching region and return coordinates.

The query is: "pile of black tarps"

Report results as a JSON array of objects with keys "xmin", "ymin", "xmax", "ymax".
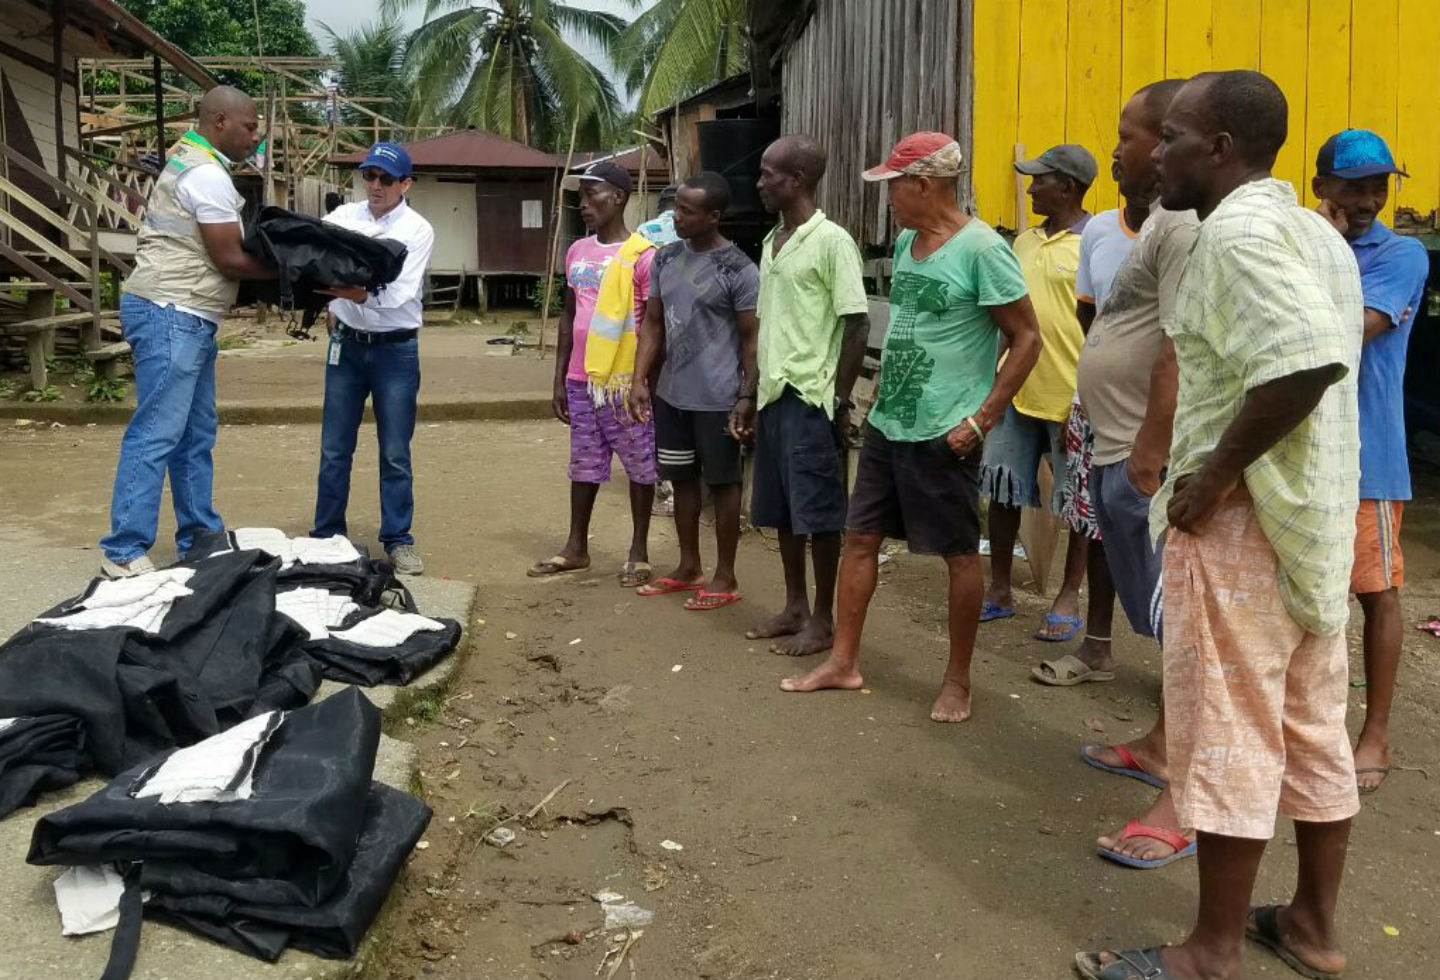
[
  {"xmin": 0, "ymin": 534, "xmax": 459, "ymax": 974},
  {"xmin": 32, "ymin": 689, "xmax": 430, "ymax": 976}
]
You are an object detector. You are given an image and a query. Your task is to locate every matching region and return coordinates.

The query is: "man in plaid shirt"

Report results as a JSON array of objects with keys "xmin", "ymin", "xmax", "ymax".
[{"xmin": 1078, "ymin": 70, "xmax": 1362, "ymax": 980}]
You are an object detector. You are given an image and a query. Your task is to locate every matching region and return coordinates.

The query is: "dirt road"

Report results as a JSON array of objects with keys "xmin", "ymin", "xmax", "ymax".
[{"xmin": 1, "ymin": 419, "xmax": 1437, "ymax": 979}]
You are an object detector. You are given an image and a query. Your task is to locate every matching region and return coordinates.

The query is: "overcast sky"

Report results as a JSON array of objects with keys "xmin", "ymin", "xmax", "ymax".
[{"xmin": 303, "ymin": 0, "xmax": 653, "ymax": 99}]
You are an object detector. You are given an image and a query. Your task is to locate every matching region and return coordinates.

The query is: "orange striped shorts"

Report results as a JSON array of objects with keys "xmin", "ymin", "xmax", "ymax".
[
  {"xmin": 1351, "ymin": 499, "xmax": 1404, "ymax": 595},
  {"xmin": 1162, "ymin": 492, "xmax": 1359, "ymax": 840}
]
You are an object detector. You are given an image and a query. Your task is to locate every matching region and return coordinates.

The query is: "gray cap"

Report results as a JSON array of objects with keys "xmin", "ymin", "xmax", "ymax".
[{"xmin": 1014, "ymin": 144, "xmax": 1099, "ymax": 188}]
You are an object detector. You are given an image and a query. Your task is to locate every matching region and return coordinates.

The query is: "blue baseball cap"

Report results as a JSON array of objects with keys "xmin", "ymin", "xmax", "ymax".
[
  {"xmin": 360, "ymin": 141, "xmax": 412, "ymax": 178},
  {"xmin": 1316, "ymin": 129, "xmax": 1408, "ymax": 180}
]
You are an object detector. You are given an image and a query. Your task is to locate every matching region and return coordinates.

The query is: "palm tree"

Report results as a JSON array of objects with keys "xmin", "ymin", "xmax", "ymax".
[
  {"xmin": 617, "ymin": 0, "xmax": 748, "ymax": 119},
  {"xmin": 382, "ymin": 0, "xmax": 627, "ymax": 151},
  {"xmin": 321, "ymin": 18, "xmax": 415, "ymax": 137}
]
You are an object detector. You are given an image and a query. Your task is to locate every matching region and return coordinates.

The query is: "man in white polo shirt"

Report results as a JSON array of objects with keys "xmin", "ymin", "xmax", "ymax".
[{"xmin": 312, "ymin": 141, "xmax": 435, "ymax": 575}]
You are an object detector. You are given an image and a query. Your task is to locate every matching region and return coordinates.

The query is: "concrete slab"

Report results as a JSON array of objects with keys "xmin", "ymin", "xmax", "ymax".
[{"xmin": 0, "ymin": 539, "xmax": 471, "ymax": 980}]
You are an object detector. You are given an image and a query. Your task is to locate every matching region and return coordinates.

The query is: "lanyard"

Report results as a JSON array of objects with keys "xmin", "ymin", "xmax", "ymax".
[{"xmin": 178, "ymin": 130, "xmax": 231, "ymax": 170}]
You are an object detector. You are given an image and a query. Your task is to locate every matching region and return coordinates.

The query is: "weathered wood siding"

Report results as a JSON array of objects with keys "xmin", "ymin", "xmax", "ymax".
[
  {"xmin": 972, "ymin": 0, "xmax": 1440, "ymax": 230},
  {"xmin": 0, "ymin": 35, "xmax": 79, "ymax": 180},
  {"xmin": 779, "ymin": 0, "xmax": 965, "ymax": 248}
]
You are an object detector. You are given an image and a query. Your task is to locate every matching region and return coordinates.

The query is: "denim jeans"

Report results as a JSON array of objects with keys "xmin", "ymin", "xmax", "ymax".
[
  {"xmin": 312, "ymin": 329, "xmax": 420, "ymax": 548},
  {"xmin": 101, "ymin": 293, "xmax": 222, "ymax": 563}
]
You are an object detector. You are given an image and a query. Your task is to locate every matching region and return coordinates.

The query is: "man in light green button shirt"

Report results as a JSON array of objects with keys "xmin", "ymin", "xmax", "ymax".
[{"xmin": 736, "ymin": 134, "xmax": 869, "ymax": 658}]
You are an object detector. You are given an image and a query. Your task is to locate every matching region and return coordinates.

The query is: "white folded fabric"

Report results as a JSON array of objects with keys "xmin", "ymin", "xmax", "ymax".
[
  {"xmin": 54, "ymin": 865, "xmax": 129, "ymax": 936},
  {"xmin": 133, "ymin": 710, "xmax": 283, "ymax": 804},
  {"xmin": 230, "ymin": 528, "xmax": 362, "ymax": 568},
  {"xmin": 328, "ymin": 609, "xmax": 446, "ymax": 648},
  {"xmin": 0, "ymin": 717, "xmax": 16, "ymax": 734},
  {"xmin": 36, "ymin": 568, "xmax": 196, "ymax": 633},
  {"xmin": 274, "ymin": 588, "xmax": 361, "ymax": 641}
]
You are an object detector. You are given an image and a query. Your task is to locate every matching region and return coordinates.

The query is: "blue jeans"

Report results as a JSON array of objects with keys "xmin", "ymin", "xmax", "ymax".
[
  {"xmin": 312, "ymin": 330, "xmax": 420, "ymax": 547},
  {"xmin": 101, "ymin": 293, "xmax": 222, "ymax": 563}
]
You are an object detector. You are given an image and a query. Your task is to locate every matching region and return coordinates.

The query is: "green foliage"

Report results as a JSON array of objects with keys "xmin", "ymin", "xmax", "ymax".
[
  {"xmin": 86, "ymin": 376, "xmax": 130, "ymax": 404},
  {"xmin": 0, "ymin": 378, "xmax": 16, "ymax": 400},
  {"xmin": 116, "ymin": 0, "xmax": 320, "ymax": 92},
  {"xmin": 384, "ymin": 0, "xmax": 626, "ymax": 151},
  {"xmin": 529, "ymin": 274, "xmax": 564, "ymax": 317},
  {"xmin": 618, "ymin": 0, "xmax": 749, "ymax": 118},
  {"xmin": 216, "ymin": 334, "xmax": 252, "ymax": 351},
  {"xmin": 21, "ymin": 386, "xmax": 61, "ymax": 403},
  {"xmin": 321, "ymin": 18, "xmax": 415, "ymax": 140}
]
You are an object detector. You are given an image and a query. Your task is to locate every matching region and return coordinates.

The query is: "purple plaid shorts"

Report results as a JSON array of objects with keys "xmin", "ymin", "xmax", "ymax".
[{"xmin": 567, "ymin": 378, "xmax": 657, "ymax": 485}]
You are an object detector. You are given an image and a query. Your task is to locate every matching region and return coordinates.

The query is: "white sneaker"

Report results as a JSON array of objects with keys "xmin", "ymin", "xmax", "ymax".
[
  {"xmin": 100, "ymin": 554, "xmax": 156, "ymax": 579},
  {"xmin": 387, "ymin": 544, "xmax": 424, "ymax": 576}
]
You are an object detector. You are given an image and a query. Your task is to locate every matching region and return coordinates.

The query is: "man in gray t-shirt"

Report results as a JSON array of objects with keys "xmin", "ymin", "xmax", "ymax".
[{"xmin": 632, "ymin": 172, "xmax": 760, "ymax": 611}]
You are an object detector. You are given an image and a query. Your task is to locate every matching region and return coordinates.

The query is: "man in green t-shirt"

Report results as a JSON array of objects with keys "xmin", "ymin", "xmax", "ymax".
[{"xmin": 781, "ymin": 133, "xmax": 1042, "ymax": 723}]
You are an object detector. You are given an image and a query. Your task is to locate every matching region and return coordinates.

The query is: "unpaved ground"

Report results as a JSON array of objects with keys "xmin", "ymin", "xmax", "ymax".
[{"xmin": 0, "ymin": 419, "xmax": 1437, "ymax": 979}]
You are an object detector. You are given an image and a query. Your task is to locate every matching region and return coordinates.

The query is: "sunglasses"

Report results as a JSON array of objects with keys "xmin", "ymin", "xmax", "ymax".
[{"xmin": 361, "ymin": 169, "xmax": 400, "ymax": 186}]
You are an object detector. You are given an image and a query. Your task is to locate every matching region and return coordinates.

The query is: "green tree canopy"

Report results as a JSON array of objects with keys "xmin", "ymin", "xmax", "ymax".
[{"xmin": 618, "ymin": 0, "xmax": 748, "ymax": 119}]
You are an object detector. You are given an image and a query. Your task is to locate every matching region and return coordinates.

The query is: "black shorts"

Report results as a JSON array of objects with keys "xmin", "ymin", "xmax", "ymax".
[
  {"xmin": 653, "ymin": 395, "xmax": 743, "ymax": 485},
  {"xmin": 847, "ymin": 424, "xmax": 981, "ymax": 556},
  {"xmin": 750, "ymin": 386, "xmax": 848, "ymax": 535}
]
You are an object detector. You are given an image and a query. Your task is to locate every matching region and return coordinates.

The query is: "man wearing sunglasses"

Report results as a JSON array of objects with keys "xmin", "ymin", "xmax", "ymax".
[{"xmin": 312, "ymin": 141, "xmax": 435, "ymax": 576}]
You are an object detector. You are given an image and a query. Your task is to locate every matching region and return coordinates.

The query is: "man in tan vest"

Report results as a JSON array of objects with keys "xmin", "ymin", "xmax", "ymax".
[{"xmin": 100, "ymin": 85, "xmax": 273, "ymax": 578}]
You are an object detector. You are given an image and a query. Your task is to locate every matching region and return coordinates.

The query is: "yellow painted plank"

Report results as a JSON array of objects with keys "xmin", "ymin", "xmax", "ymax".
[
  {"xmin": 1303, "ymin": 0, "xmax": 1351, "ymax": 206},
  {"xmin": 1259, "ymin": 0, "xmax": 1310, "ymax": 193},
  {"xmin": 1395, "ymin": 0, "xmax": 1440, "ymax": 222},
  {"xmin": 972, "ymin": 0, "xmax": 1024, "ymax": 229},
  {"xmin": 1166, "ymin": 0, "xmax": 1214, "ymax": 78},
  {"xmin": 1211, "ymin": 0, "xmax": 1263, "ymax": 69},
  {"xmin": 1067, "ymin": 0, "xmax": 1123, "ymax": 213},
  {"xmin": 1017, "ymin": 0, "xmax": 1072, "ymax": 226},
  {"xmin": 1349, "ymin": 0, "xmax": 1399, "ymax": 224},
  {"xmin": 1120, "ymin": 0, "xmax": 1167, "ymax": 101}
]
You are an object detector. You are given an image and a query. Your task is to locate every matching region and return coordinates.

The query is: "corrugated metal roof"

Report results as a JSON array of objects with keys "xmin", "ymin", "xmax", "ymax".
[
  {"xmin": 569, "ymin": 145, "xmax": 669, "ymax": 176},
  {"xmin": 330, "ymin": 129, "xmax": 562, "ymax": 170}
]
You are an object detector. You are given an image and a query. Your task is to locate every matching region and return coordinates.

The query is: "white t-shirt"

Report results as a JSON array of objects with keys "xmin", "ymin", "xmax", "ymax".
[
  {"xmin": 1075, "ymin": 208, "xmax": 1141, "ymax": 311},
  {"xmin": 172, "ymin": 164, "xmax": 242, "ymax": 324}
]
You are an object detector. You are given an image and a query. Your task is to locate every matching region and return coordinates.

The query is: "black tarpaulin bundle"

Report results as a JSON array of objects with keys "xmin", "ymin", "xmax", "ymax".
[
  {"xmin": 237, "ymin": 206, "xmax": 408, "ymax": 336},
  {"xmin": 29, "ymin": 688, "xmax": 431, "ymax": 973},
  {"xmin": 0, "ymin": 536, "xmax": 462, "ymax": 821}
]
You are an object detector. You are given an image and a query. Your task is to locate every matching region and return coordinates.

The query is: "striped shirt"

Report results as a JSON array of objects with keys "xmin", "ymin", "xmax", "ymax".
[{"xmin": 1151, "ymin": 178, "xmax": 1363, "ymax": 636}]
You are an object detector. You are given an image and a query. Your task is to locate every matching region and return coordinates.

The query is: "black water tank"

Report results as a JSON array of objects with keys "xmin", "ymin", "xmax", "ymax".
[{"xmin": 697, "ymin": 118, "xmax": 777, "ymax": 216}]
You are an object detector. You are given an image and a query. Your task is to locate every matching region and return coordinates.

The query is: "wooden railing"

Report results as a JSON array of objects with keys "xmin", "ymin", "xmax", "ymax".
[{"xmin": 0, "ymin": 141, "xmax": 105, "ymax": 347}]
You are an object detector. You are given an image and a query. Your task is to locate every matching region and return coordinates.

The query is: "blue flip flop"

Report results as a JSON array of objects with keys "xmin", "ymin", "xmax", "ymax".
[
  {"xmin": 1079, "ymin": 744, "xmax": 1167, "ymax": 789},
  {"xmin": 1097, "ymin": 820, "xmax": 1197, "ymax": 869},
  {"xmin": 980, "ymin": 600, "xmax": 1015, "ymax": 623},
  {"xmin": 1035, "ymin": 612, "xmax": 1082, "ymax": 642}
]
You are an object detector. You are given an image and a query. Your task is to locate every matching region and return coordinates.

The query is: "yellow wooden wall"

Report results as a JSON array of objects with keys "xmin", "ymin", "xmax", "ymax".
[{"xmin": 971, "ymin": 0, "xmax": 1440, "ymax": 230}]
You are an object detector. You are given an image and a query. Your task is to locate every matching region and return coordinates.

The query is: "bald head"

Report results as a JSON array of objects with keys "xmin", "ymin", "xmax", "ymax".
[
  {"xmin": 757, "ymin": 134, "xmax": 828, "ymax": 214},
  {"xmin": 196, "ymin": 85, "xmax": 260, "ymax": 162}
]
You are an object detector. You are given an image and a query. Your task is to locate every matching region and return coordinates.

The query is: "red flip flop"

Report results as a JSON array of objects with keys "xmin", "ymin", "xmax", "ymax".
[
  {"xmin": 684, "ymin": 590, "xmax": 742, "ymax": 611},
  {"xmin": 636, "ymin": 576, "xmax": 702, "ymax": 597}
]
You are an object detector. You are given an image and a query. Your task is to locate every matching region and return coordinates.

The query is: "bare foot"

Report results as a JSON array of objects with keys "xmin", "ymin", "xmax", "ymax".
[
  {"xmin": 1353, "ymin": 737, "xmax": 1391, "ymax": 792},
  {"xmin": 1083, "ymin": 735, "xmax": 1169, "ymax": 783},
  {"xmin": 771, "ymin": 617, "xmax": 833, "ymax": 657},
  {"xmin": 930, "ymin": 679, "xmax": 971, "ymax": 723},
  {"xmin": 1097, "ymin": 788, "xmax": 1193, "ymax": 863},
  {"xmin": 780, "ymin": 657, "xmax": 863, "ymax": 693},
  {"xmin": 746, "ymin": 608, "xmax": 806, "ymax": 640}
]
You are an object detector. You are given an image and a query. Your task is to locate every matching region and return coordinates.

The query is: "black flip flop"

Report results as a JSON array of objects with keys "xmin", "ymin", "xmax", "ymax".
[
  {"xmin": 1074, "ymin": 946, "xmax": 1178, "ymax": 980},
  {"xmin": 1246, "ymin": 905, "xmax": 1342, "ymax": 980}
]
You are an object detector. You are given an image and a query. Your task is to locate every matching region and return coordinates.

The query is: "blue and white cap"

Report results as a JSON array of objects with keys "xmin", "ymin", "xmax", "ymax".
[
  {"xmin": 360, "ymin": 141, "xmax": 412, "ymax": 178},
  {"xmin": 1316, "ymin": 129, "xmax": 1408, "ymax": 180}
]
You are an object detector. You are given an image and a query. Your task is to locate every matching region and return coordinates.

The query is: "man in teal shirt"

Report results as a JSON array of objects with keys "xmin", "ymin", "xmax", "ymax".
[
  {"xmin": 780, "ymin": 132, "xmax": 1042, "ymax": 723},
  {"xmin": 740, "ymin": 134, "xmax": 870, "ymax": 658}
]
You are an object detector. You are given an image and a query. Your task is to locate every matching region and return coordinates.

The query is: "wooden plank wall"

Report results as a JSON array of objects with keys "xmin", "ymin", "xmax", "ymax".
[
  {"xmin": 972, "ymin": 0, "xmax": 1440, "ymax": 231},
  {"xmin": 0, "ymin": 37, "xmax": 79, "ymax": 180},
  {"xmin": 779, "ymin": 0, "xmax": 962, "ymax": 247}
]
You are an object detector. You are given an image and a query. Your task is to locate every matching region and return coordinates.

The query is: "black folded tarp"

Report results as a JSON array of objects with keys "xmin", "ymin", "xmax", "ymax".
[
  {"xmin": 30, "ymin": 688, "xmax": 431, "ymax": 968},
  {"xmin": 303, "ymin": 609, "xmax": 463, "ymax": 686},
  {"xmin": 0, "ymin": 551, "xmax": 319, "ymax": 782},
  {"xmin": 0, "ymin": 715, "xmax": 86, "ymax": 817},
  {"xmin": 237, "ymin": 206, "xmax": 408, "ymax": 335}
]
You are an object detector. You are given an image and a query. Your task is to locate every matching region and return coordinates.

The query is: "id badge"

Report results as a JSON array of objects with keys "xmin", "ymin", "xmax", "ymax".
[{"xmin": 327, "ymin": 334, "xmax": 342, "ymax": 366}]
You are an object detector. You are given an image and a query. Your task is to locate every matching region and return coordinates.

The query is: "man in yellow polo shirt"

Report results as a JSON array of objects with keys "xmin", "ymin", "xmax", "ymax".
[{"xmin": 981, "ymin": 144, "xmax": 1098, "ymax": 643}]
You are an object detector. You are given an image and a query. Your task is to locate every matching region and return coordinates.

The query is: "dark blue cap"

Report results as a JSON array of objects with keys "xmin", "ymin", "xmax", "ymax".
[
  {"xmin": 1316, "ymin": 129, "xmax": 1408, "ymax": 180},
  {"xmin": 360, "ymin": 141, "xmax": 412, "ymax": 178}
]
